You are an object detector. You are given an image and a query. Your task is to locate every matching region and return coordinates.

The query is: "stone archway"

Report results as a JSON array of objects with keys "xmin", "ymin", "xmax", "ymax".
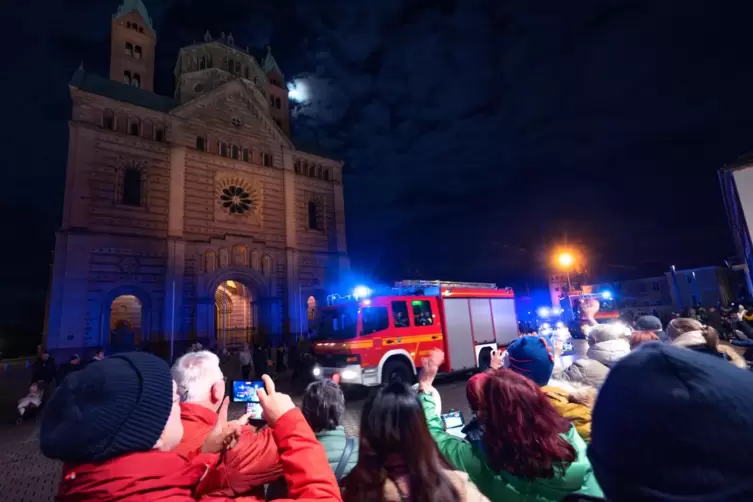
[
  {"xmin": 101, "ymin": 285, "xmax": 153, "ymax": 351},
  {"xmin": 200, "ymin": 267, "xmax": 269, "ymax": 347}
]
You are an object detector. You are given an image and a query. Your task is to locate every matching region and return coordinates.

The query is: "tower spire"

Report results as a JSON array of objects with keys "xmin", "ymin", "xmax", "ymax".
[
  {"xmin": 113, "ymin": 0, "xmax": 154, "ymax": 32},
  {"xmin": 263, "ymin": 45, "xmax": 282, "ymax": 76}
]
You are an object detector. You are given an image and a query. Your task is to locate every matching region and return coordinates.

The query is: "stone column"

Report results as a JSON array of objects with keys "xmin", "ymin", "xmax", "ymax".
[
  {"xmin": 163, "ymin": 147, "xmax": 186, "ymax": 357},
  {"xmin": 282, "ymin": 148, "xmax": 300, "ymax": 335}
]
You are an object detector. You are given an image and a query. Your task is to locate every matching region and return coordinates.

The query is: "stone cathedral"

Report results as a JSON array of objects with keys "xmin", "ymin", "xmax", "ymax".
[{"xmin": 45, "ymin": 0, "xmax": 350, "ymax": 356}]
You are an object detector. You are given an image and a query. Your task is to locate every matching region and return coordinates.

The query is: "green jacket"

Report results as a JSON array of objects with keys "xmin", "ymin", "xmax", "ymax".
[
  {"xmin": 316, "ymin": 426, "xmax": 359, "ymax": 478},
  {"xmin": 420, "ymin": 394, "xmax": 603, "ymax": 502}
]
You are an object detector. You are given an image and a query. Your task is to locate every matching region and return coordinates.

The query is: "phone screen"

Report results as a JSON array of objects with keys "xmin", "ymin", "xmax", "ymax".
[
  {"xmin": 232, "ymin": 380, "xmax": 264, "ymax": 403},
  {"xmin": 441, "ymin": 411, "xmax": 464, "ymax": 430},
  {"xmin": 245, "ymin": 401, "xmax": 263, "ymax": 421}
]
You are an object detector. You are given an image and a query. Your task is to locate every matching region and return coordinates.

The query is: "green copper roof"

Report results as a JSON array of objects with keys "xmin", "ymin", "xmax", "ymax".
[
  {"xmin": 114, "ymin": 0, "xmax": 154, "ymax": 32},
  {"xmin": 262, "ymin": 46, "xmax": 282, "ymax": 76},
  {"xmin": 69, "ymin": 68, "xmax": 177, "ymax": 112}
]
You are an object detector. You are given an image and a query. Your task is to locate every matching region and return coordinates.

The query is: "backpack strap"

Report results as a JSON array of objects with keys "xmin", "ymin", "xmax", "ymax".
[{"xmin": 335, "ymin": 437, "xmax": 355, "ymax": 482}]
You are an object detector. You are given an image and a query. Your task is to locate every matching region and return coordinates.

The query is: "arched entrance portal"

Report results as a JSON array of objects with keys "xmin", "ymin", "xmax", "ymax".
[
  {"xmin": 215, "ymin": 280, "xmax": 255, "ymax": 348},
  {"xmin": 110, "ymin": 295, "xmax": 142, "ymax": 347}
]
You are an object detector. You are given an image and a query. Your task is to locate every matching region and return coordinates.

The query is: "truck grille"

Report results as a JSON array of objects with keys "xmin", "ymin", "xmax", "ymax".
[{"xmin": 314, "ymin": 353, "xmax": 360, "ymax": 368}]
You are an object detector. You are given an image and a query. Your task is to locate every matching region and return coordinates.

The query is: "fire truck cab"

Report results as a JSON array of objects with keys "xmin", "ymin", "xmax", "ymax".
[{"xmin": 312, "ymin": 280, "xmax": 519, "ymax": 387}]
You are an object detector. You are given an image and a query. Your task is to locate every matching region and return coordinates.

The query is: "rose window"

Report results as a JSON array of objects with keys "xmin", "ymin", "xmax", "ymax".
[{"xmin": 219, "ymin": 185, "xmax": 252, "ymax": 214}]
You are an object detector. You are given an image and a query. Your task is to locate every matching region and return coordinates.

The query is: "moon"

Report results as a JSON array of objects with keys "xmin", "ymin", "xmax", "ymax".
[{"xmin": 287, "ymin": 80, "xmax": 310, "ymax": 102}]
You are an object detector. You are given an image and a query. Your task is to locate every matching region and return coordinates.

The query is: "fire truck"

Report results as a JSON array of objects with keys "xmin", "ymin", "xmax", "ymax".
[{"xmin": 311, "ymin": 280, "xmax": 519, "ymax": 387}]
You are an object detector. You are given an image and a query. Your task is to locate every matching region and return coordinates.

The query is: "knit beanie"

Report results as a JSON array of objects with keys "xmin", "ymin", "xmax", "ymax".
[
  {"xmin": 588, "ymin": 342, "xmax": 753, "ymax": 501},
  {"xmin": 40, "ymin": 351, "xmax": 173, "ymax": 464},
  {"xmin": 504, "ymin": 336, "xmax": 554, "ymax": 386}
]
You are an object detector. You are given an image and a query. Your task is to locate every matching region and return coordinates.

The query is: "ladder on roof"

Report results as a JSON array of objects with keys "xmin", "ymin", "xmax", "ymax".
[{"xmin": 394, "ymin": 280, "xmax": 498, "ymax": 290}]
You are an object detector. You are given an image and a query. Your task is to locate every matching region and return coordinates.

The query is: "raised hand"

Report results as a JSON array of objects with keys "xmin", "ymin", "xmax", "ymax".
[
  {"xmin": 256, "ymin": 374, "xmax": 295, "ymax": 426},
  {"xmin": 201, "ymin": 397, "xmax": 253, "ymax": 454},
  {"xmin": 419, "ymin": 348, "xmax": 444, "ymax": 391}
]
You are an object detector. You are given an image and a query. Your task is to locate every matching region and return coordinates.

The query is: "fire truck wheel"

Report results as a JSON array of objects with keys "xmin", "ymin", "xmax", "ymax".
[{"xmin": 382, "ymin": 358, "xmax": 414, "ymax": 385}]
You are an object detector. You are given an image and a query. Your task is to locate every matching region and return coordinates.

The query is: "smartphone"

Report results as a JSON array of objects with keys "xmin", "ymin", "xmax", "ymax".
[
  {"xmin": 441, "ymin": 410, "xmax": 465, "ymax": 430},
  {"xmin": 232, "ymin": 380, "xmax": 265, "ymax": 421}
]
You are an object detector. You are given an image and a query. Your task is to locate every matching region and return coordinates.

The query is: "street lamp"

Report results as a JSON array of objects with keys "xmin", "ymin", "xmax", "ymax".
[{"xmin": 557, "ymin": 251, "xmax": 575, "ymax": 289}]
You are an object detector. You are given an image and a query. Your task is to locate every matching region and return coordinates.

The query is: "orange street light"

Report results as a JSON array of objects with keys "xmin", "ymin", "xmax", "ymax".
[{"xmin": 558, "ymin": 252, "xmax": 574, "ymax": 268}]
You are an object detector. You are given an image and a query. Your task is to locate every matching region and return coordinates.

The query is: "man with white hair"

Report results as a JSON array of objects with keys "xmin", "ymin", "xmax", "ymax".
[{"xmin": 171, "ymin": 351, "xmax": 282, "ymax": 497}]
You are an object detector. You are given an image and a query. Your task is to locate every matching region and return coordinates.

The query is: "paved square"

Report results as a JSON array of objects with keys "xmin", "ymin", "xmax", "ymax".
[{"xmin": 0, "ymin": 371, "xmax": 471, "ymax": 502}]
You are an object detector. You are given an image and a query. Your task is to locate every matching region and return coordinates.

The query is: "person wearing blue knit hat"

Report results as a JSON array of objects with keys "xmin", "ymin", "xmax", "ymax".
[
  {"xmin": 588, "ymin": 342, "xmax": 753, "ymax": 501},
  {"xmin": 504, "ymin": 335, "xmax": 555, "ymax": 386}
]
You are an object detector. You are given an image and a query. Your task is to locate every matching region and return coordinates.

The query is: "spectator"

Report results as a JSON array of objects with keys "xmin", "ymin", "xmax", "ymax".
[
  {"xmin": 239, "ymin": 343, "xmax": 252, "ymax": 380},
  {"xmin": 505, "ymin": 336, "xmax": 595, "ymax": 442},
  {"xmin": 634, "ymin": 315, "xmax": 667, "ymax": 341},
  {"xmin": 39, "ymin": 352, "xmax": 245, "ymax": 501},
  {"xmin": 554, "ymin": 324, "xmax": 630, "ymax": 387},
  {"xmin": 587, "ymin": 343, "xmax": 753, "ymax": 501},
  {"xmin": 90, "ymin": 348, "xmax": 105, "ymax": 363},
  {"xmin": 667, "ymin": 318, "xmax": 728, "ymax": 359},
  {"xmin": 170, "ymin": 351, "xmax": 282, "ymax": 499},
  {"xmin": 343, "ymin": 381, "xmax": 488, "ymax": 502},
  {"xmin": 31, "ymin": 351, "xmax": 56, "ymax": 384},
  {"xmin": 419, "ymin": 350, "xmax": 602, "ymax": 501},
  {"xmin": 461, "ymin": 371, "xmax": 491, "ymax": 448},
  {"xmin": 56, "ymin": 354, "xmax": 82, "ymax": 385},
  {"xmin": 302, "ymin": 379, "xmax": 358, "ymax": 479},
  {"xmin": 628, "ymin": 331, "xmax": 660, "ymax": 351}
]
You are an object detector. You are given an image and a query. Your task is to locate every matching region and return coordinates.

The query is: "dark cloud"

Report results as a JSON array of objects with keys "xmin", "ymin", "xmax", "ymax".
[{"xmin": 1, "ymin": 0, "xmax": 752, "ymax": 332}]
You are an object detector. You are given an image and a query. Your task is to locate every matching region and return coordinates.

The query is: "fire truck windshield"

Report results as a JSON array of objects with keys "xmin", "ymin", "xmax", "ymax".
[{"xmin": 317, "ymin": 304, "xmax": 358, "ymax": 340}]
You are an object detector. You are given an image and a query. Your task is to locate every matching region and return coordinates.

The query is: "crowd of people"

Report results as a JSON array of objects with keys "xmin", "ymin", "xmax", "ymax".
[{"xmin": 33, "ymin": 304, "xmax": 753, "ymax": 501}]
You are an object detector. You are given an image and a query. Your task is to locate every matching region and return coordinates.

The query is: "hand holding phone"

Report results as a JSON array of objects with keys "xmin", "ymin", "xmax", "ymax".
[{"xmin": 232, "ymin": 380, "xmax": 265, "ymax": 421}]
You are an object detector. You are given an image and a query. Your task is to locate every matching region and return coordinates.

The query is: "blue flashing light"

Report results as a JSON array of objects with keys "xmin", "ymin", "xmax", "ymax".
[
  {"xmin": 602, "ymin": 291, "xmax": 613, "ymax": 300},
  {"xmin": 353, "ymin": 285, "xmax": 372, "ymax": 300},
  {"xmin": 536, "ymin": 307, "xmax": 551, "ymax": 318}
]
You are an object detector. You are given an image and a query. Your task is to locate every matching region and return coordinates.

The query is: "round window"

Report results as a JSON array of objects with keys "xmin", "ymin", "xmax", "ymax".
[{"xmin": 219, "ymin": 185, "xmax": 251, "ymax": 214}]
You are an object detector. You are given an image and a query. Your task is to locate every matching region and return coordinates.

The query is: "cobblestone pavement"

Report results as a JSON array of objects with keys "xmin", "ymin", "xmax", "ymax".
[{"xmin": 0, "ymin": 374, "xmax": 471, "ymax": 502}]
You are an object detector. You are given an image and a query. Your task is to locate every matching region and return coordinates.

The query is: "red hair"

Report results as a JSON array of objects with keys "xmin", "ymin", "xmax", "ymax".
[
  {"xmin": 481, "ymin": 369, "xmax": 576, "ymax": 480},
  {"xmin": 466, "ymin": 372, "xmax": 490, "ymax": 412},
  {"xmin": 629, "ymin": 330, "xmax": 660, "ymax": 350}
]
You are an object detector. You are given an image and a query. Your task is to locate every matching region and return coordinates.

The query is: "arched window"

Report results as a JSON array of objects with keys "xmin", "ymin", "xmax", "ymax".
[
  {"xmin": 139, "ymin": 26, "xmax": 144, "ymax": 33},
  {"xmin": 134, "ymin": 46, "xmax": 142, "ymax": 60},
  {"xmin": 220, "ymin": 142, "xmax": 228, "ymax": 157},
  {"xmin": 244, "ymin": 67, "xmax": 249, "ymax": 78},
  {"xmin": 133, "ymin": 74, "xmax": 141, "ymax": 88},
  {"xmin": 122, "ymin": 168, "xmax": 142, "ymax": 206},
  {"xmin": 200, "ymin": 56, "xmax": 206, "ymax": 69},
  {"xmin": 123, "ymin": 71, "xmax": 131, "ymax": 85},
  {"xmin": 125, "ymin": 43, "xmax": 133, "ymax": 56},
  {"xmin": 317, "ymin": 165, "xmax": 322, "ymax": 179},
  {"xmin": 154, "ymin": 126, "xmax": 165, "ymax": 142},
  {"xmin": 263, "ymin": 153, "xmax": 271, "ymax": 167},
  {"xmin": 196, "ymin": 136, "xmax": 205, "ymax": 151},
  {"xmin": 308, "ymin": 201, "xmax": 320, "ymax": 230},
  {"xmin": 235, "ymin": 61, "xmax": 241, "ymax": 74},
  {"xmin": 231, "ymin": 145, "xmax": 239, "ymax": 159},
  {"xmin": 102, "ymin": 109, "xmax": 115, "ymax": 130},
  {"xmin": 275, "ymin": 97, "xmax": 281, "ymax": 109},
  {"xmin": 242, "ymin": 148, "xmax": 249, "ymax": 162},
  {"xmin": 323, "ymin": 168, "xmax": 330, "ymax": 181},
  {"xmin": 228, "ymin": 58, "xmax": 234, "ymax": 71},
  {"xmin": 129, "ymin": 118, "xmax": 140, "ymax": 136},
  {"xmin": 294, "ymin": 160, "xmax": 301, "ymax": 174},
  {"xmin": 262, "ymin": 255, "xmax": 272, "ymax": 276}
]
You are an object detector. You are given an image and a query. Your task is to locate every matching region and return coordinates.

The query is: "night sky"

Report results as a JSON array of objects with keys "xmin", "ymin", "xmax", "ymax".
[{"xmin": 2, "ymin": 0, "xmax": 753, "ymax": 334}]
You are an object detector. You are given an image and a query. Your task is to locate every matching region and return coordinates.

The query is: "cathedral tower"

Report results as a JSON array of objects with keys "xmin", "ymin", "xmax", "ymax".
[
  {"xmin": 110, "ymin": 0, "xmax": 156, "ymax": 91},
  {"xmin": 263, "ymin": 46, "xmax": 290, "ymax": 136}
]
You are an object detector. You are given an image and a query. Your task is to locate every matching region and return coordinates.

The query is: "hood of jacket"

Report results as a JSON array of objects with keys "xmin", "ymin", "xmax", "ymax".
[
  {"xmin": 586, "ymin": 339, "xmax": 630, "ymax": 367},
  {"xmin": 55, "ymin": 450, "xmax": 218, "ymax": 502},
  {"xmin": 542, "ymin": 382, "xmax": 595, "ymax": 443},
  {"xmin": 383, "ymin": 469, "xmax": 491, "ymax": 502},
  {"xmin": 672, "ymin": 330, "xmax": 707, "ymax": 348}
]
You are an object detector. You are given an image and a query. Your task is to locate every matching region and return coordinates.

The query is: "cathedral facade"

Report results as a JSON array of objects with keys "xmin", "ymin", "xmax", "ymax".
[{"xmin": 46, "ymin": 0, "xmax": 349, "ymax": 356}]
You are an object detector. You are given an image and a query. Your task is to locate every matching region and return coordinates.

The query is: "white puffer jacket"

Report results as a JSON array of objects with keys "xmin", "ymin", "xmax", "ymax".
[{"xmin": 555, "ymin": 324, "xmax": 630, "ymax": 387}]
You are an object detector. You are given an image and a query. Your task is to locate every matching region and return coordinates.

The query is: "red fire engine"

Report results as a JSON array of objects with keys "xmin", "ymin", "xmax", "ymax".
[{"xmin": 311, "ymin": 280, "xmax": 519, "ymax": 387}]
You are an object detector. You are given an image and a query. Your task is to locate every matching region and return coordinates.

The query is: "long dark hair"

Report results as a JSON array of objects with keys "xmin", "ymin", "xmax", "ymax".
[
  {"xmin": 481, "ymin": 369, "xmax": 576, "ymax": 480},
  {"xmin": 343, "ymin": 382, "xmax": 459, "ymax": 502}
]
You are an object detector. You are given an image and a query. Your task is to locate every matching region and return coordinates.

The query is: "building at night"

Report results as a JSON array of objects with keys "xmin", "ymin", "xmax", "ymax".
[{"xmin": 45, "ymin": 0, "xmax": 349, "ymax": 356}]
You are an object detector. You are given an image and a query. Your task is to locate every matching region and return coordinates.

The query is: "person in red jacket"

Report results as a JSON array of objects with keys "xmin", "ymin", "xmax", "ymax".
[
  {"xmin": 40, "ymin": 352, "xmax": 343, "ymax": 502},
  {"xmin": 171, "ymin": 350, "xmax": 283, "ymax": 499}
]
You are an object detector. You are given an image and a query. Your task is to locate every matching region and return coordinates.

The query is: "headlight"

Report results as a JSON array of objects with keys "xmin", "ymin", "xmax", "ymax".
[
  {"xmin": 312, "ymin": 366, "xmax": 322, "ymax": 377},
  {"xmin": 341, "ymin": 369, "xmax": 357, "ymax": 380}
]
